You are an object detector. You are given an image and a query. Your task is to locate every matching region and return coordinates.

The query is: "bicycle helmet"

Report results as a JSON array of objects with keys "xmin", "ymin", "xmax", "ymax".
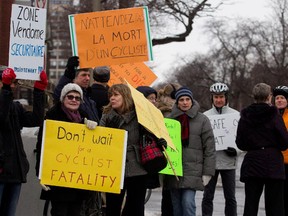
[
  {"xmin": 273, "ymin": 85, "xmax": 288, "ymax": 98},
  {"xmin": 210, "ymin": 82, "xmax": 229, "ymax": 94}
]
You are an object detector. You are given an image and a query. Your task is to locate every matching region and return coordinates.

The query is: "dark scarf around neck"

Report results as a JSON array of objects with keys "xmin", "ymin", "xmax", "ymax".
[
  {"xmin": 179, "ymin": 113, "xmax": 190, "ymax": 147},
  {"xmin": 61, "ymin": 104, "xmax": 82, "ymax": 123}
]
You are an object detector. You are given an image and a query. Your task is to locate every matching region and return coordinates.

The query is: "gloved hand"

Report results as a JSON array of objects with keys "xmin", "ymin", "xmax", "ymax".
[
  {"xmin": 2, "ymin": 68, "xmax": 16, "ymax": 85},
  {"xmin": 34, "ymin": 71, "xmax": 48, "ymax": 90},
  {"xmin": 202, "ymin": 175, "xmax": 212, "ymax": 186},
  {"xmin": 84, "ymin": 118, "xmax": 98, "ymax": 130},
  {"xmin": 40, "ymin": 183, "xmax": 51, "ymax": 191},
  {"xmin": 224, "ymin": 147, "xmax": 237, "ymax": 157},
  {"xmin": 64, "ymin": 56, "xmax": 79, "ymax": 79},
  {"xmin": 106, "ymin": 116, "xmax": 121, "ymax": 128},
  {"xmin": 157, "ymin": 138, "xmax": 167, "ymax": 149}
]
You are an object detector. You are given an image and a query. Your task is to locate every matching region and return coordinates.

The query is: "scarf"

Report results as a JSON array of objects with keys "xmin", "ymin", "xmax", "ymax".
[
  {"xmin": 178, "ymin": 113, "xmax": 190, "ymax": 147},
  {"xmin": 61, "ymin": 104, "xmax": 82, "ymax": 123}
]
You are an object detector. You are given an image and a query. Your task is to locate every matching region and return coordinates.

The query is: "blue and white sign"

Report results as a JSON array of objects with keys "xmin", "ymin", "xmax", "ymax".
[{"xmin": 9, "ymin": 4, "xmax": 47, "ymax": 80}]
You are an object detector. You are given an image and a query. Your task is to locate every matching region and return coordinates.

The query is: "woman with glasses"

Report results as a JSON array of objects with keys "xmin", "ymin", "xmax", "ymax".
[{"xmin": 36, "ymin": 83, "xmax": 97, "ymax": 216}]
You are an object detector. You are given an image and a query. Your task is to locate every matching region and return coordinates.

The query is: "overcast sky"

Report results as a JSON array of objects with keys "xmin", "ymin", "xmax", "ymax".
[{"xmin": 149, "ymin": 0, "xmax": 272, "ymax": 84}]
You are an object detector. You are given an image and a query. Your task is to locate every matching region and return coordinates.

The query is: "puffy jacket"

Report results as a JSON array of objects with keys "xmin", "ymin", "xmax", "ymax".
[
  {"xmin": 204, "ymin": 105, "xmax": 239, "ymax": 170},
  {"xmin": 0, "ymin": 87, "xmax": 45, "ymax": 183},
  {"xmin": 165, "ymin": 100, "xmax": 216, "ymax": 191},
  {"xmin": 236, "ymin": 103, "xmax": 288, "ymax": 182}
]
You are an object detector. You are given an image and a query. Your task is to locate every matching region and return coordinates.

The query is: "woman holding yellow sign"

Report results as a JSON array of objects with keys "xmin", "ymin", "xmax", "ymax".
[
  {"xmin": 36, "ymin": 83, "xmax": 97, "ymax": 216},
  {"xmin": 100, "ymin": 83, "xmax": 167, "ymax": 216}
]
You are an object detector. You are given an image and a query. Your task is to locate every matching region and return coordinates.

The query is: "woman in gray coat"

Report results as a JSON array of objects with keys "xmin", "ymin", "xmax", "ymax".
[{"xmin": 165, "ymin": 87, "xmax": 216, "ymax": 216}]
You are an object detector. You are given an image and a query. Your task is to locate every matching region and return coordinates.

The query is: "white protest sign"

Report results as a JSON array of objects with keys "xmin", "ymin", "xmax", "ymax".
[
  {"xmin": 207, "ymin": 113, "xmax": 240, "ymax": 151},
  {"xmin": 9, "ymin": 4, "xmax": 47, "ymax": 80}
]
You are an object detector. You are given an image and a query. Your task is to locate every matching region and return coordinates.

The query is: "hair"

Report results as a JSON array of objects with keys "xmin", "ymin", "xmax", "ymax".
[
  {"xmin": 75, "ymin": 68, "xmax": 92, "ymax": 76},
  {"xmin": 103, "ymin": 84, "xmax": 134, "ymax": 114},
  {"xmin": 252, "ymin": 83, "xmax": 271, "ymax": 103}
]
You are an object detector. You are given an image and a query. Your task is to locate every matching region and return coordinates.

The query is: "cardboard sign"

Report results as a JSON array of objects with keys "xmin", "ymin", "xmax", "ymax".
[
  {"xmin": 160, "ymin": 118, "xmax": 183, "ymax": 176},
  {"xmin": 9, "ymin": 4, "xmax": 47, "ymax": 80},
  {"xmin": 127, "ymin": 82, "xmax": 175, "ymax": 150},
  {"xmin": 39, "ymin": 120, "xmax": 127, "ymax": 194},
  {"xmin": 69, "ymin": 7, "xmax": 153, "ymax": 68},
  {"xmin": 206, "ymin": 113, "xmax": 240, "ymax": 151},
  {"xmin": 109, "ymin": 62, "xmax": 157, "ymax": 87}
]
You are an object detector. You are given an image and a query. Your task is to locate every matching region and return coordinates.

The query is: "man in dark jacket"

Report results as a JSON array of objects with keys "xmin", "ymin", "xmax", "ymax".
[
  {"xmin": 53, "ymin": 56, "xmax": 99, "ymax": 122},
  {"xmin": 90, "ymin": 66, "xmax": 110, "ymax": 119},
  {"xmin": 236, "ymin": 83, "xmax": 288, "ymax": 216},
  {"xmin": 0, "ymin": 68, "xmax": 47, "ymax": 216}
]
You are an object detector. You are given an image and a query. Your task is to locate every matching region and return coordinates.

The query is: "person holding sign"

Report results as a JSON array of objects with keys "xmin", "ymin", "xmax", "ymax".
[
  {"xmin": 0, "ymin": 68, "xmax": 47, "ymax": 216},
  {"xmin": 236, "ymin": 83, "xmax": 288, "ymax": 216},
  {"xmin": 53, "ymin": 56, "xmax": 99, "ymax": 122},
  {"xmin": 165, "ymin": 87, "xmax": 215, "ymax": 216},
  {"xmin": 100, "ymin": 84, "xmax": 167, "ymax": 216},
  {"xmin": 202, "ymin": 82, "xmax": 239, "ymax": 216},
  {"xmin": 36, "ymin": 83, "xmax": 97, "ymax": 216},
  {"xmin": 273, "ymin": 85, "xmax": 288, "ymax": 216}
]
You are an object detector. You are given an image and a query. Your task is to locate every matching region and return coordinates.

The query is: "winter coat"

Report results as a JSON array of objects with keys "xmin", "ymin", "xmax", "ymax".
[
  {"xmin": 0, "ymin": 87, "xmax": 45, "ymax": 183},
  {"xmin": 236, "ymin": 103, "xmax": 288, "ymax": 182},
  {"xmin": 165, "ymin": 100, "xmax": 216, "ymax": 191},
  {"xmin": 204, "ymin": 105, "xmax": 239, "ymax": 170},
  {"xmin": 90, "ymin": 83, "xmax": 109, "ymax": 120},
  {"xmin": 36, "ymin": 102, "xmax": 90, "ymax": 201},
  {"xmin": 53, "ymin": 75, "xmax": 99, "ymax": 122},
  {"xmin": 281, "ymin": 108, "xmax": 288, "ymax": 164},
  {"xmin": 100, "ymin": 109, "xmax": 147, "ymax": 177}
]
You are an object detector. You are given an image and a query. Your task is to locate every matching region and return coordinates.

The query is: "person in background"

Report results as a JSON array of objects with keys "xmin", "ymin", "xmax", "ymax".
[
  {"xmin": 273, "ymin": 85, "xmax": 288, "ymax": 216},
  {"xmin": 202, "ymin": 82, "xmax": 238, "ymax": 216},
  {"xmin": 136, "ymin": 86, "xmax": 158, "ymax": 106},
  {"xmin": 236, "ymin": 83, "xmax": 288, "ymax": 216},
  {"xmin": 165, "ymin": 87, "xmax": 216, "ymax": 216},
  {"xmin": 0, "ymin": 68, "xmax": 47, "ymax": 216},
  {"xmin": 53, "ymin": 56, "xmax": 99, "ymax": 122},
  {"xmin": 36, "ymin": 83, "xmax": 97, "ymax": 216},
  {"xmin": 100, "ymin": 84, "xmax": 167, "ymax": 216},
  {"xmin": 90, "ymin": 66, "xmax": 110, "ymax": 119},
  {"xmin": 156, "ymin": 83, "xmax": 181, "ymax": 216}
]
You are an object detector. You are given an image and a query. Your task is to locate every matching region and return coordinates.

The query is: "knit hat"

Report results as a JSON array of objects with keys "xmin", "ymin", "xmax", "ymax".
[
  {"xmin": 60, "ymin": 83, "xmax": 83, "ymax": 102},
  {"xmin": 175, "ymin": 87, "xmax": 193, "ymax": 103},
  {"xmin": 136, "ymin": 86, "xmax": 157, "ymax": 98},
  {"xmin": 93, "ymin": 66, "xmax": 110, "ymax": 82}
]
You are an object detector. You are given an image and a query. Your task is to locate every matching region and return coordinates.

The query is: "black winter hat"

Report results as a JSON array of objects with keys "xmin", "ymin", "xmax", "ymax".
[
  {"xmin": 136, "ymin": 86, "xmax": 157, "ymax": 98},
  {"xmin": 93, "ymin": 66, "xmax": 110, "ymax": 82}
]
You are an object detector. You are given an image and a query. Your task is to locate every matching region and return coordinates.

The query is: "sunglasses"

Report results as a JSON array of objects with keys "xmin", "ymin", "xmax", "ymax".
[{"xmin": 66, "ymin": 95, "xmax": 81, "ymax": 101}]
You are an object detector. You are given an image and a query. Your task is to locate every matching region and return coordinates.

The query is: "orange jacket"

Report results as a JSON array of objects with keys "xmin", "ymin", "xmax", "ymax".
[{"xmin": 282, "ymin": 108, "xmax": 288, "ymax": 164}]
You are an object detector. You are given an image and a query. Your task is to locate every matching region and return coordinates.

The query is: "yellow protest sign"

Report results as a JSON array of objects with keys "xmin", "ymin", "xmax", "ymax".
[
  {"xmin": 39, "ymin": 120, "xmax": 127, "ymax": 194},
  {"xmin": 109, "ymin": 62, "xmax": 157, "ymax": 87},
  {"xmin": 69, "ymin": 7, "xmax": 153, "ymax": 68},
  {"xmin": 160, "ymin": 118, "xmax": 183, "ymax": 176},
  {"xmin": 127, "ymin": 82, "xmax": 176, "ymax": 150}
]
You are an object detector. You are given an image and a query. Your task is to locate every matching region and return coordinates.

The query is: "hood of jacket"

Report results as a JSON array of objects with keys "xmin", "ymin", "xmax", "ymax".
[
  {"xmin": 241, "ymin": 103, "xmax": 278, "ymax": 126},
  {"xmin": 170, "ymin": 99, "xmax": 200, "ymax": 119}
]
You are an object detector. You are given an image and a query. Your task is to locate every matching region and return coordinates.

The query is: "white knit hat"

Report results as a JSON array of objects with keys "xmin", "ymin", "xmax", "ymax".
[{"xmin": 60, "ymin": 83, "xmax": 83, "ymax": 102}]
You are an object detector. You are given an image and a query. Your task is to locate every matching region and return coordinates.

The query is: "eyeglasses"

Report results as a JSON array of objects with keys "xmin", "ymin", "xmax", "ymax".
[{"xmin": 66, "ymin": 95, "xmax": 81, "ymax": 101}]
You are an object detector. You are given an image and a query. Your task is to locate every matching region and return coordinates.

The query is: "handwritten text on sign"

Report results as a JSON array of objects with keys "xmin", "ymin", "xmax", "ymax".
[
  {"xmin": 207, "ymin": 113, "xmax": 240, "ymax": 151},
  {"xmin": 159, "ymin": 118, "xmax": 183, "ymax": 176},
  {"xmin": 39, "ymin": 120, "xmax": 127, "ymax": 194},
  {"xmin": 69, "ymin": 7, "xmax": 153, "ymax": 67},
  {"xmin": 9, "ymin": 4, "xmax": 46, "ymax": 80}
]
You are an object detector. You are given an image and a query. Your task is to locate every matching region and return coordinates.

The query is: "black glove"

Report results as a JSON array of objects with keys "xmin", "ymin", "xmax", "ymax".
[
  {"xmin": 106, "ymin": 116, "xmax": 121, "ymax": 128},
  {"xmin": 224, "ymin": 147, "xmax": 237, "ymax": 157},
  {"xmin": 64, "ymin": 56, "xmax": 79, "ymax": 79},
  {"xmin": 157, "ymin": 138, "xmax": 167, "ymax": 149}
]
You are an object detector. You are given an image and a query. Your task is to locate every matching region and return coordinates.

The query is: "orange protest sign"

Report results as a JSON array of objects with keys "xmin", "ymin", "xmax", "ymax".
[
  {"xmin": 109, "ymin": 62, "xmax": 157, "ymax": 87},
  {"xmin": 69, "ymin": 7, "xmax": 153, "ymax": 68}
]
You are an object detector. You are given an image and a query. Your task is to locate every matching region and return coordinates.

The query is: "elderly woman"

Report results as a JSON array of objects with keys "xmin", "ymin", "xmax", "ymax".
[
  {"xmin": 36, "ymin": 83, "xmax": 97, "ymax": 216},
  {"xmin": 165, "ymin": 87, "xmax": 216, "ymax": 216},
  {"xmin": 236, "ymin": 83, "xmax": 288, "ymax": 216},
  {"xmin": 100, "ymin": 83, "xmax": 166, "ymax": 216}
]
